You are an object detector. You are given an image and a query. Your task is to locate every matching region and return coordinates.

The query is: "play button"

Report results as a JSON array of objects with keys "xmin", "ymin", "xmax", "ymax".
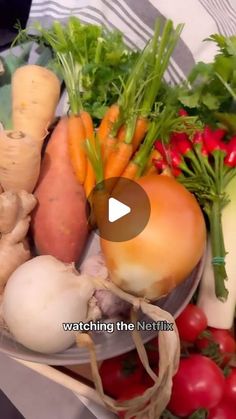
[
  {"xmin": 108, "ymin": 198, "xmax": 131, "ymax": 222},
  {"xmin": 87, "ymin": 177, "xmax": 151, "ymax": 242}
]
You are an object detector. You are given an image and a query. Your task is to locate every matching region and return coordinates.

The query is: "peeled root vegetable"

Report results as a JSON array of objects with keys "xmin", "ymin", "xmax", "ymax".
[
  {"xmin": 0, "ymin": 190, "xmax": 36, "ymax": 292},
  {"xmin": 31, "ymin": 117, "xmax": 88, "ymax": 263},
  {"xmin": 12, "ymin": 65, "xmax": 60, "ymax": 146},
  {"xmin": 0, "ymin": 130, "xmax": 41, "ymax": 193},
  {"xmin": 3, "ymin": 255, "xmax": 96, "ymax": 354},
  {"xmin": 101, "ymin": 175, "xmax": 206, "ymax": 301}
]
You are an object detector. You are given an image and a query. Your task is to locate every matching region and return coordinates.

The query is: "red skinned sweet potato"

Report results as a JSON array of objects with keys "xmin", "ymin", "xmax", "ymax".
[{"xmin": 31, "ymin": 117, "xmax": 88, "ymax": 263}]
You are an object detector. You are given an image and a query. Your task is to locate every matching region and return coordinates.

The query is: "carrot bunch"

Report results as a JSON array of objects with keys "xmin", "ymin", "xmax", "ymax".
[
  {"xmin": 94, "ymin": 20, "xmax": 184, "ymax": 187},
  {"xmin": 36, "ymin": 18, "xmax": 190, "ymax": 206}
]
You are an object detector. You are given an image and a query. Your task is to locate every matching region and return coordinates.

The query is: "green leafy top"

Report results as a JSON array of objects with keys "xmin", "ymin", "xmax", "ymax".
[
  {"xmin": 177, "ymin": 34, "xmax": 236, "ymax": 131},
  {"xmin": 30, "ymin": 17, "xmax": 139, "ymax": 119}
]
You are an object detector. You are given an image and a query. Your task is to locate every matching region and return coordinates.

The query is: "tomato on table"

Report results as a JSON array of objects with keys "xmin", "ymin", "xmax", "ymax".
[
  {"xmin": 223, "ymin": 367, "xmax": 236, "ymax": 407},
  {"xmin": 208, "ymin": 399, "xmax": 236, "ymax": 419},
  {"xmin": 175, "ymin": 304, "xmax": 207, "ymax": 342},
  {"xmin": 99, "ymin": 352, "xmax": 144, "ymax": 399},
  {"xmin": 168, "ymin": 354, "xmax": 225, "ymax": 417},
  {"xmin": 196, "ymin": 327, "xmax": 236, "ymax": 365}
]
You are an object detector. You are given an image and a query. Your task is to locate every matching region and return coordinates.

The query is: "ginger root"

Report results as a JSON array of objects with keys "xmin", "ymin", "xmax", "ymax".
[{"xmin": 0, "ymin": 190, "xmax": 36, "ymax": 292}]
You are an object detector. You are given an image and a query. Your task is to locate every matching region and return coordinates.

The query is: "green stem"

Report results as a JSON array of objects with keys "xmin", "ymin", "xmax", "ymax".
[
  {"xmin": 194, "ymin": 147, "xmax": 214, "ymax": 187},
  {"xmin": 180, "ymin": 164, "xmax": 195, "ymax": 176},
  {"xmin": 187, "ymin": 151, "xmax": 203, "ymax": 173},
  {"xmin": 141, "ymin": 21, "xmax": 183, "ymax": 116},
  {"xmin": 133, "ymin": 120, "xmax": 160, "ymax": 175},
  {"xmin": 94, "ymin": 38, "xmax": 103, "ymax": 64},
  {"xmin": 124, "ymin": 115, "xmax": 138, "ymax": 144},
  {"xmin": 85, "ymin": 136, "xmax": 104, "ymax": 184},
  {"xmin": 223, "ymin": 167, "xmax": 236, "ymax": 188},
  {"xmin": 209, "ymin": 198, "xmax": 228, "ymax": 301}
]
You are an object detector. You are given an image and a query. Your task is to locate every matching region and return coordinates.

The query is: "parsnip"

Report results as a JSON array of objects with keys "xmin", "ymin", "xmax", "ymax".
[
  {"xmin": 198, "ymin": 175, "xmax": 236, "ymax": 329},
  {"xmin": 0, "ymin": 130, "xmax": 41, "ymax": 193},
  {"xmin": 12, "ymin": 65, "xmax": 60, "ymax": 146}
]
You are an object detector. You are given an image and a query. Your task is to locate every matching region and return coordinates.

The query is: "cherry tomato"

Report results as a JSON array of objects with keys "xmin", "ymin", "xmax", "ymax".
[
  {"xmin": 196, "ymin": 328, "xmax": 236, "ymax": 365},
  {"xmin": 208, "ymin": 400, "xmax": 236, "ymax": 419},
  {"xmin": 145, "ymin": 336, "xmax": 159, "ymax": 366},
  {"xmin": 168, "ymin": 354, "xmax": 225, "ymax": 417},
  {"xmin": 117, "ymin": 384, "xmax": 148, "ymax": 418},
  {"xmin": 99, "ymin": 352, "xmax": 144, "ymax": 399},
  {"xmin": 224, "ymin": 368, "xmax": 236, "ymax": 407},
  {"xmin": 175, "ymin": 304, "xmax": 207, "ymax": 342}
]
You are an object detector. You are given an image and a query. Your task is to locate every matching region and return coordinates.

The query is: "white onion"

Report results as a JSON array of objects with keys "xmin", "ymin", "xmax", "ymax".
[{"xmin": 3, "ymin": 255, "xmax": 95, "ymax": 354}]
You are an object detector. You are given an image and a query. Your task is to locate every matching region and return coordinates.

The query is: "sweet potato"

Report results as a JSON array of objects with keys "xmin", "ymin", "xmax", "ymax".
[{"xmin": 31, "ymin": 117, "xmax": 88, "ymax": 263}]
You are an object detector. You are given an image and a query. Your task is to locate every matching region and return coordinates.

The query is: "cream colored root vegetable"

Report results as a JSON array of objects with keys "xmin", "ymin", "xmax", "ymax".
[
  {"xmin": 3, "ymin": 255, "xmax": 97, "ymax": 353},
  {"xmin": 0, "ymin": 130, "xmax": 41, "ymax": 193},
  {"xmin": 0, "ymin": 190, "xmax": 36, "ymax": 292},
  {"xmin": 12, "ymin": 65, "xmax": 61, "ymax": 146}
]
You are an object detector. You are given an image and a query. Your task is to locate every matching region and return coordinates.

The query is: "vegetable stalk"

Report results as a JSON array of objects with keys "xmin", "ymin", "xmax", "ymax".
[{"xmin": 208, "ymin": 198, "xmax": 228, "ymax": 300}]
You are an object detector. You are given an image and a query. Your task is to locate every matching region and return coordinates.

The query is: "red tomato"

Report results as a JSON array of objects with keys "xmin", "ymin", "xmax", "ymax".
[
  {"xmin": 145, "ymin": 336, "xmax": 159, "ymax": 366},
  {"xmin": 168, "ymin": 354, "xmax": 225, "ymax": 417},
  {"xmin": 117, "ymin": 384, "xmax": 148, "ymax": 418},
  {"xmin": 175, "ymin": 304, "xmax": 207, "ymax": 342},
  {"xmin": 99, "ymin": 352, "xmax": 144, "ymax": 399},
  {"xmin": 208, "ymin": 400, "xmax": 236, "ymax": 419},
  {"xmin": 196, "ymin": 328, "xmax": 236, "ymax": 365},
  {"xmin": 224, "ymin": 368, "xmax": 236, "ymax": 407}
]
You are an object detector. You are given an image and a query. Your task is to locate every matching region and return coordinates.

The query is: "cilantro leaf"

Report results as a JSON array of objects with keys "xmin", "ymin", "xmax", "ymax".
[
  {"xmin": 202, "ymin": 92, "xmax": 220, "ymax": 110},
  {"xmin": 179, "ymin": 91, "xmax": 201, "ymax": 108}
]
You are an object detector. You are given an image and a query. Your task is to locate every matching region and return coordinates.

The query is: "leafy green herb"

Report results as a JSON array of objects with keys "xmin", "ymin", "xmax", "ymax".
[
  {"xmin": 178, "ymin": 34, "xmax": 236, "ymax": 131},
  {"xmin": 29, "ymin": 18, "xmax": 139, "ymax": 120}
]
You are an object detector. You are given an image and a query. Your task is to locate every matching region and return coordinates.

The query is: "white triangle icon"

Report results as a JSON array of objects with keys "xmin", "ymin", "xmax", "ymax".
[{"xmin": 108, "ymin": 197, "xmax": 131, "ymax": 223}]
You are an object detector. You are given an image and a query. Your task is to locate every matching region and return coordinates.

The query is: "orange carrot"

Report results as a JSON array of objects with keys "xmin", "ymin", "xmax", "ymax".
[
  {"xmin": 117, "ymin": 125, "xmax": 126, "ymax": 142},
  {"xmin": 80, "ymin": 111, "xmax": 96, "ymax": 197},
  {"xmin": 97, "ymin": 104, "xmax": 120, "ymax": 144},
  {"xmin": 68, "ymin": 114, "xmax": 87, "ymax": 184},
  {"xmin": 97, "ymin": 104, "xmax": 120, "ymax": 161},
  {"xmin": 143, "ymin": 148, "xmax": 161, "ymax": 175},
  {"xmin": 143, "ymin": 165, "xmax": 157, "ymax": 176},
  {"xmin": 132, "ymin": 117, "xmax": 149, "ymax": 152},
  {"xmin": 104, "ymin": 142, "xmax": 133, "ymax": 180},
  {"xmin": 92, "ymin": 188, "xmax": 109, "ymax": 229},
  {"xmin": 118, "ymin": 117, "xmax": 148, "ymax": 153},
  {"xmin": 80, "ymin": 111, "xmax": 94, "ymax": 140},
  {"xmin": 120, "ymin": 160, "xmax": 139, "ymax": 180},
  {"xmin": 112, "ymin": 160, "xmax": 139, "ymax": 195},
  {"xmin": 84, "ymin": 161, "xmax": 95, "ymax": 198},
  {"xmin": 135, "ymin": 149, "xmax": 160, "ymax": 178},
  {"xmin": 103, "ymin": 135, "xmax": 117, "ymax": 161}
]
